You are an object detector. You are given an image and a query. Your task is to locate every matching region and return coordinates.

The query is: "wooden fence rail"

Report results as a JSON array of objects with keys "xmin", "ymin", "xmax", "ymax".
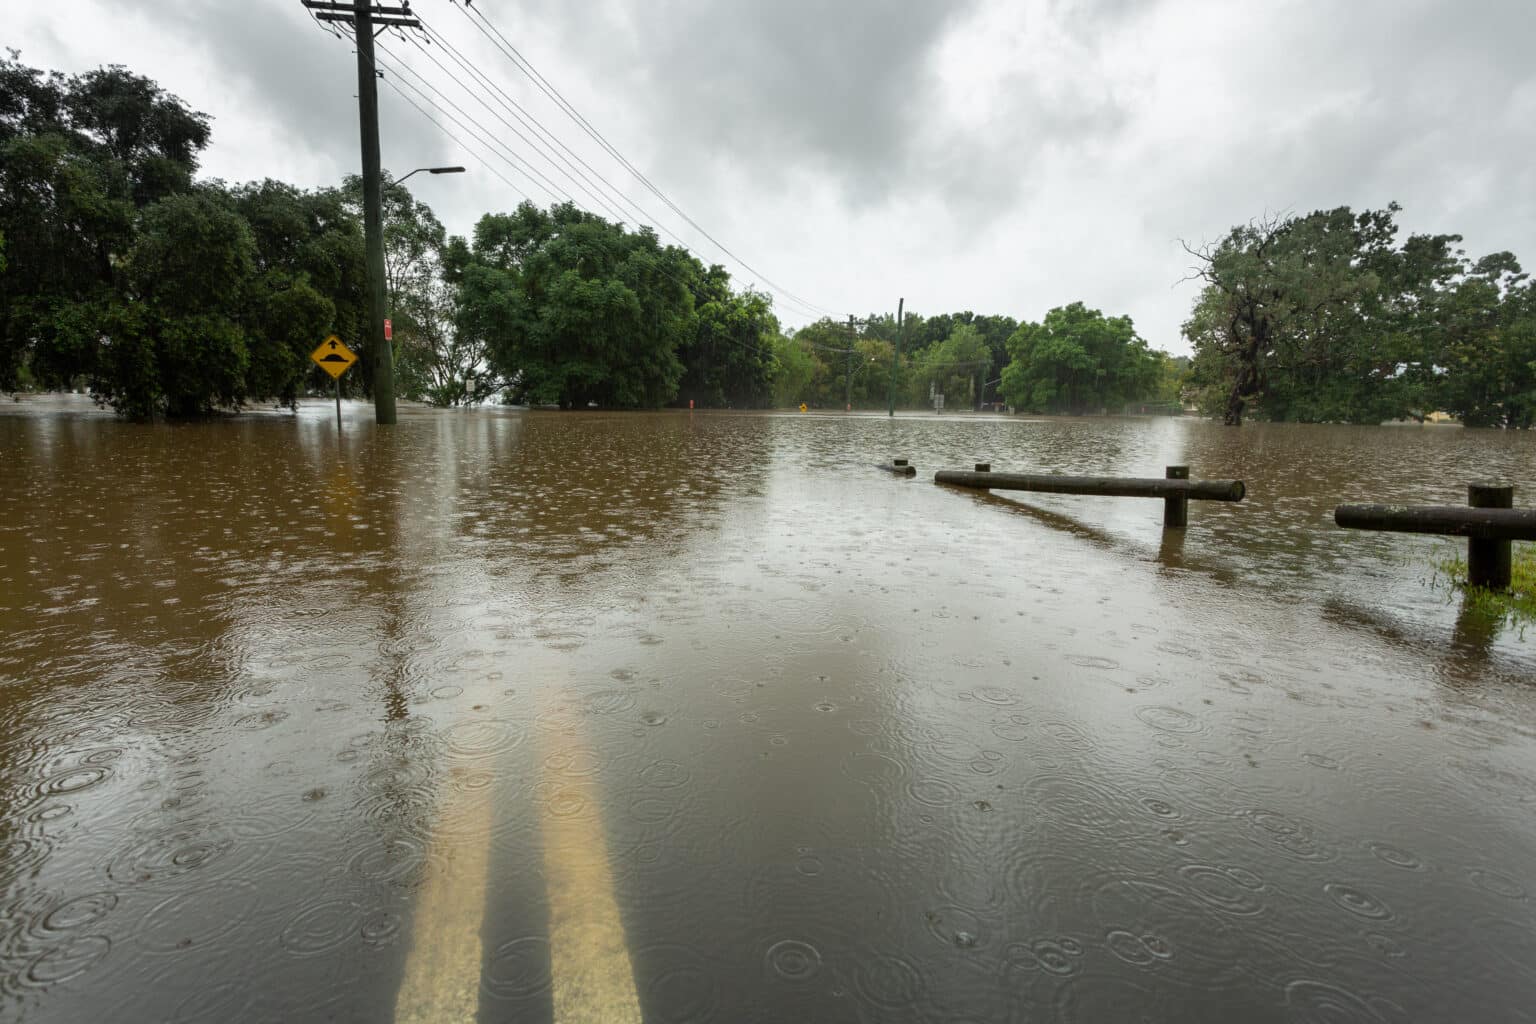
[
  {"xmin": 933, "ymin": 465, "xmax": 1245, "ymax": 530},
  {"xmin": 1335, "ymin": 484, "xmax": 1534, "ymax": 590}
]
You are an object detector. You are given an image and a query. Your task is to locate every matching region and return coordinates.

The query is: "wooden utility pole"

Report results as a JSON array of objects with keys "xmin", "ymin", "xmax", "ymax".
[
  {"xmin": 888, "ymin": 297, "xmax": 902, "ymax": 417},
  {"xmin": 842, "ymin": 314, "xmax": 869, "ymax": 412},
  {"xmin": 845, "ymin": 314, "xmax": 856, "ymax": 412},
  {"xmin": 302, "ymin": 0, "xmax": 422, "ymax": 425}
]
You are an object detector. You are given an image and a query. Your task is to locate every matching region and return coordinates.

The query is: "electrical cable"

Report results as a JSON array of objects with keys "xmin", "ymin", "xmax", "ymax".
[
  {"xmin": 447, "ymin": 2, "xmax": 839, "ymax": 319},
  {"xmin": 389, "ymin": 22, "xmax": 830, "ymax": 322},
  {"xmin": 315, "ymin": 15, "xmax": 821, "ymax": 372}
]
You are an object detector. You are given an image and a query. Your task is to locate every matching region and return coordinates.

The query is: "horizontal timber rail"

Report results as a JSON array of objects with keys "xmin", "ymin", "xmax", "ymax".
[
  {"xmin": 877, "ymin": 458, "xmax": 917, "ymax": 477},
  {"xmin": 1335, "ymin": 483, "xmax": 1535, "ymax": 590},
  {"xmin": 934, "ymin": 465, "xmax": 1244, "ymax": 529}
]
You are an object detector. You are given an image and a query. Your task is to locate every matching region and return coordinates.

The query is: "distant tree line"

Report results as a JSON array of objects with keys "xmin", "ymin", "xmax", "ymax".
[
  {"xmin": 775, "ymin": 305, "xmax": 1181, "ymax": 415},
  {"xmin": 0, "ymin": 55, "xmax": 1180, "ymax": 419},
  {"xmin": 6, "ymin": 57, "xmax": 1527, "ymax": 426}
]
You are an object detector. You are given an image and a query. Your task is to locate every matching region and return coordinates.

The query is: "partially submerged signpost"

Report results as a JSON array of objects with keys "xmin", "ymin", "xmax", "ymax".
[{"xmin": 310, "ymin": 335, "xmax": 359, "ymax": 433}]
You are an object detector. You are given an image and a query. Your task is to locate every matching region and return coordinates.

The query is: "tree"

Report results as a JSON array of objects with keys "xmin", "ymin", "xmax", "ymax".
[
  {"xmin": 230, "ymin": 179, "xmax": 366, "ymax": 405},
  {"xmin": 784, "ymin": 318, "xmax": 848, "ymax": 407},
  {"xmin": 677, "ymin": 268, "xmax": 779, "ymax": 408},
  {"xmin": 1001, "ymin": 302, "xmax": 1161, "ymax": 414},
  {"xmin": 770, "ymin": 333, "xmax": 817, "ymax": 407},
  {"xmin": 462, "ymin": 202, "xmax": 698, "ymax": 408},
  {"xmin": 911, "ymin": 323, "xmax": 991, "ymax": 410},
  {"xmin": 343, "ymin": 179, "xmax": 496, "ymax": 407},
  {"xmin": 1182, "ymin": 212, "xmax": 1366, "ymax": 424},
  {"xmin": 92, "ymin": 189, "xmax": 254, "ymax": 418},
  {"xmin": 0, "ymin": 56, "xmax": 353, "ymax": 417},
  {"xmin": 1432, "ymin": 255, "xmax": 1536, "ymax": 428},
  {"xmin": 1184, "ymin": 203, "xmax": 1536, "ymax": 426}
]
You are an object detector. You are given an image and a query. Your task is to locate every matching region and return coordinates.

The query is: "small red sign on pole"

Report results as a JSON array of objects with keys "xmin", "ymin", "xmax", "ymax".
[{"xmin": 384, "ymin": 318, "xmax": 392, "ymax": 341}]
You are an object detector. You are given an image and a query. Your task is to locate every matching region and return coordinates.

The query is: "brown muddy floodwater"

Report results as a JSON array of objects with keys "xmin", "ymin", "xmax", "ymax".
[{"xmin": 1, "ymin": 393, "xmax": 1534, "ymax": 1022}]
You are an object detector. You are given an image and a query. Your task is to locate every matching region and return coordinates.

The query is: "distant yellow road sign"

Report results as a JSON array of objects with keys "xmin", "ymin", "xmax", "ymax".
[{"xmin": 310, "ymin": 335, "xmax": 358, "ymax": 380}]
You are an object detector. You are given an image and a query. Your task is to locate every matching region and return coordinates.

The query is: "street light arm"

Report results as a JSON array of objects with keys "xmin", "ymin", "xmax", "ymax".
[{"xmin": 392, "ymin": 166, "xmax": 467, "ymax": 186}]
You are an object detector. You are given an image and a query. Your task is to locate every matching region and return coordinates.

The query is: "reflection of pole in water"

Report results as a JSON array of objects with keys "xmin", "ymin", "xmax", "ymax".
[
  {"xmin": 539, "ymin": 701, "xmax": 643, "ymax": 1023},
  {"xmin": 376, "ymin": 593, "xmax": 412, "ymax": 723},
  {"xmin": 1450, "ymin": 593, "xmax": 1500, "ymax": 663},
  {"xmin": 392, "ymin": 763, "xmax": 495, "ymax": 1022},
  {"xmin": 1156, "ymin": 527, "xmax": 1187, "ymax": 569}
]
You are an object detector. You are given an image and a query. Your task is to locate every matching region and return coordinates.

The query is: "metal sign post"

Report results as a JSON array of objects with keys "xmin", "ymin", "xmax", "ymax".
[{"xmin": 310, "ymin": 335, "xmax": 360, "ymax": 433}]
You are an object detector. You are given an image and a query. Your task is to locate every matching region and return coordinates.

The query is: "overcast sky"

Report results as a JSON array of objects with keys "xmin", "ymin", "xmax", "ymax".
[{"xmin": 12, "ymin": 0, "xmax": 1536, "ymax": 352}]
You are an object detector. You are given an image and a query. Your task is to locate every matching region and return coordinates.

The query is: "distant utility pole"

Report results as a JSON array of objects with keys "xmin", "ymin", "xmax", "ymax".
[
  {"xmin": 888, "ymin": 297, "xmax": 902, "ymax": 417},
  {"xmin": 845, "ymin": 315, "xmax": 855, "ymax": 412},
  {"xmin": 302, "ymin": 0, "xmax": 423, "ymax": 426},
  {"xmin": 843, "ymin": 314, "xmax": 869, "ymax": 412}
]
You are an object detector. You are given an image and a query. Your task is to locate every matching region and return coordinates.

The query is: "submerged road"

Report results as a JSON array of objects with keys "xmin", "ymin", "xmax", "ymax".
[
  {"xmin": 395, "ymin": 695, "xmax": 640, "ymax": 1023},
  {"xmin": 1, "ymin": 398, "xmax": 1534, "ymax": 1021}
]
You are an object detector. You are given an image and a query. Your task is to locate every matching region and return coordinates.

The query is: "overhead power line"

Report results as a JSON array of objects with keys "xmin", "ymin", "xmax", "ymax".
[
  {"xmin": 408, "ymin": 10, "xmax": 830, "ymax": 320},
  {"xmin": 446, "ymin": 2, "xmax": 839, "ymax": 319},
  {"xmin": 366, "ymin": 24, "xmax": 830, "ymax": 321},
  {"xmin": 373, "ymin": 40, "xmax": 571, "ymax": 203},
  {"xmin": 331, "ymin": 22, "xmax": 789, "ymax": 337},
  {"xmin": 315, "ymin": 13, "xmax": 836, "ymax": 330},
  {"xmin": 407, "ymin": 28, "xmax": 648, "ymax": 228},
  {"xmin": 400, "ymin": 30, "xmax": 836, "ymax": 322},
  {"xmin": 329, "ymin": 22, "xmax": 539, "ymax": 202},
  {"xmin": 395, "ymin": 31, "xmax": 633, "ymax": 223}
]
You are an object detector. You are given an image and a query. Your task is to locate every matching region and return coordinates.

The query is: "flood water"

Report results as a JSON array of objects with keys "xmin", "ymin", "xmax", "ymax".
[{"xmin": 2, "ymin": 394, "xmax": 1534, "ymax": 1022}]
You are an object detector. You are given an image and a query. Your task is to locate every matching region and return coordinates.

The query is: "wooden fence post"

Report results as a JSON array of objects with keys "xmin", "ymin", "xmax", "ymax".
[
  {"xmin": 1468, "ymin": 483, "xmax": 1514, "ymax": 589},
  {"xmin": 1164, "ymin": 466, "xmax": 1189, "ymax": 529}
]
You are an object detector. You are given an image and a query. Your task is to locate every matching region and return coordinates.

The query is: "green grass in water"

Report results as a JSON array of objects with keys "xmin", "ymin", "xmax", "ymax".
[{"xmin": 1435, "ymin": 541, "xmax": 1536, "ymax": 638}]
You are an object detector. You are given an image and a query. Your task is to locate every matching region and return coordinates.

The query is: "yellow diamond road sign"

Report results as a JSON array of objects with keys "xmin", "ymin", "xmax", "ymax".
[{"xmin": 310, "ymin": 335, "xmax": 358, "ymax": 379}]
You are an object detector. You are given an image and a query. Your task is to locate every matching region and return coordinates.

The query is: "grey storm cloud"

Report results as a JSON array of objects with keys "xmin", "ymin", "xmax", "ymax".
[
  {"xmin": 135, "ymin": 0, "xmax": 449, "ymax": 182},
  {"xmin": 511, "ymin": 0, "xmax": 986, "ymax": 200},
  {"xmin": 9, "ymin": 0, "xmax": 1536, "ymax": 345}
]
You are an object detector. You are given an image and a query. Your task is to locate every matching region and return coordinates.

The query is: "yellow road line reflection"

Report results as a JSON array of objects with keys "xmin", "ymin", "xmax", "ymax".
[
  {"xmin": 541, "ymin": 708, "xmax": 643, "ymax": 1023},
  {"xmin": 393, "ymin": 702, "xmax": 641, "ymax": 1024},
  {"xmin": 394, "ymin": 768, "xmax": 494, "ymax": 1023}
]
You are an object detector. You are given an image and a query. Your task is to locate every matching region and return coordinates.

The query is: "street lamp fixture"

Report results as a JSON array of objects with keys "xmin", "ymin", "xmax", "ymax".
[{"xmin": 393, "ymin": 165, "xmax": 466, "ymax": 186}]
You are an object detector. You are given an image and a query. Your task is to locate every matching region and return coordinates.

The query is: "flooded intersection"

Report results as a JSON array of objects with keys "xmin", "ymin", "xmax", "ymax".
[{"xmin": 2, "ymin": 397, "xmax": 1534, "ymax": 1022}]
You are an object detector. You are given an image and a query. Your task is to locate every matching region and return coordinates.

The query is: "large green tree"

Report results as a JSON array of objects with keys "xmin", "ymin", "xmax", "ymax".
[
  {"xmin": 1001, "ymin": 302, "xmax": 1161, "ymax": 414},
  {"xmin": 770, "ymin": 332, "xmax": 818, "ymax": 407},
  {"xmin": 676, "ymin": 268, "xmax": 779, "ymax": 408},
  {"xmin": 1182, "ymin": 203, "xmax": 1531, "ymax": 426},
  {"xmin": 460, "ymin": 202, "xmax": 698, "ymax": 408},
  {"xmin": 230, "ymin": 179, "xmax": 366, "ymax": 405},
  {"xmin": 910, "ymin": 323, "xmax": 991, "ymax": 410},
  {"xmin": 0, "ymin": 56, "xmax": 209, "ymax": 392},
  {"xmin": 1431, "ymin": 255, "xmax": 1536, "ymax": 428},
  {"xmin": 93, "ymin": 188, "xmax": 254, "ymax": 418}
]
